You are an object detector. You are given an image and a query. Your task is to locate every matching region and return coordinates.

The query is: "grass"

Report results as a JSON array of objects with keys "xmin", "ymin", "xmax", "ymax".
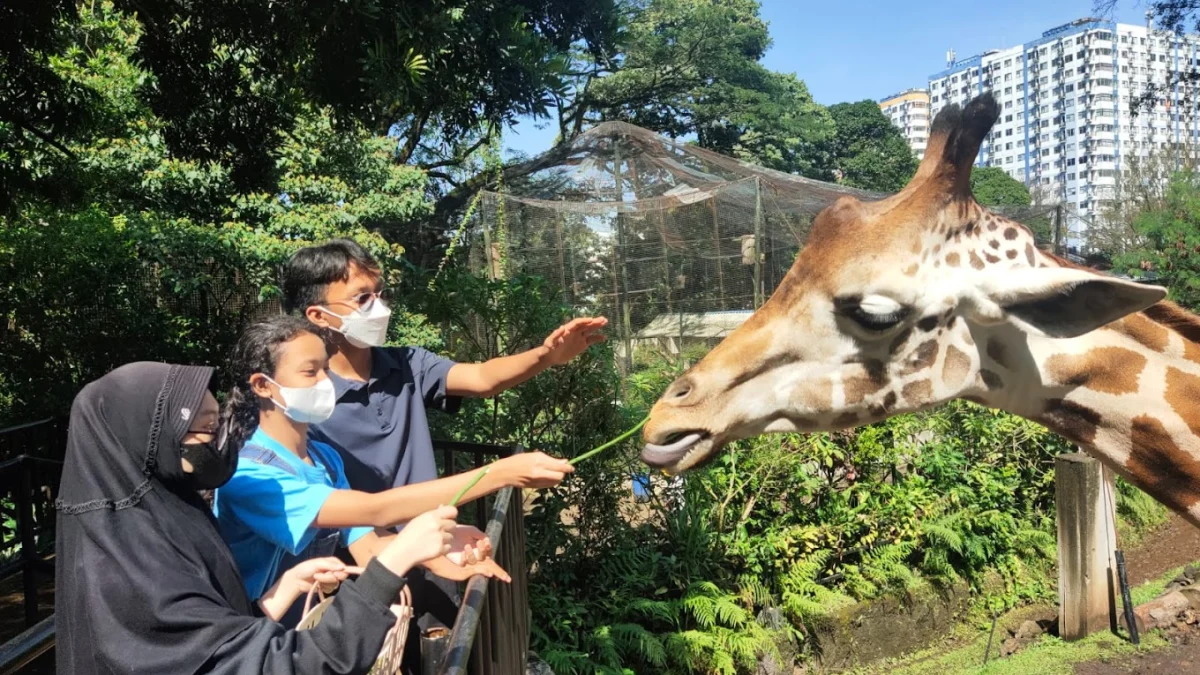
[{"xmin": 848, "ymin": 561, "xmax": 1196, "ymax": 675}]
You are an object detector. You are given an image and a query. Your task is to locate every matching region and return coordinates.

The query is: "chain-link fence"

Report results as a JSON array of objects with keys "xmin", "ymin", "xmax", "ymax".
[{"xmin": 463, "ymin": 122, "xmax": 1063, "ymax": 370}]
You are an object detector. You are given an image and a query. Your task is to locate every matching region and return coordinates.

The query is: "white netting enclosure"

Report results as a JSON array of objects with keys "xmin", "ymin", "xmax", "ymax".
[{"xmin": 460, "ymin": 122, "xmax": 1061, "ymax": 370}]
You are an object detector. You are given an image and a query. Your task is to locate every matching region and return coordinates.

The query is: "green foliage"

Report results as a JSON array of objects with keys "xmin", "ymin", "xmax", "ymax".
[
  {"xmin": 1113, "ymin": 171, "xmax": 1200, "ymax": 311},
  {"xmin": 971, "ymin": 167, "xmax": 1032, "ymax": 207},
  {"xmin": 578, "ymin": 0, "xmax": 834, "ymax": 177},
  {"xmin": 0, "ymin": 3, "xmax": 431, "ymax": 422},
  {"xmin": 824, "ymin": 100, "xmax": 919, "ymax": 192}
]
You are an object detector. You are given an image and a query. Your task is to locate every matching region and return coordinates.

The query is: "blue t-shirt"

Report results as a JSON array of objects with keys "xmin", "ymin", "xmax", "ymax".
[
  {"xmin": 214, "ymin": 427, "xmax": 373, "ymax": 600},
  {"xmin": 311, "ymin": 346, "xmax": 461, "ymax": 493}
]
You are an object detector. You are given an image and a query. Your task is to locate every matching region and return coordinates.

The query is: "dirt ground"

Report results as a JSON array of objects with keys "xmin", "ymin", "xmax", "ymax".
[
  {"xmin": 1122, "ymin": 516, "xmax": 1200, "ymax": 587},
  {"xmin": 1073, "ymin": 516, "xmax": 1200, "ymax": 675}
]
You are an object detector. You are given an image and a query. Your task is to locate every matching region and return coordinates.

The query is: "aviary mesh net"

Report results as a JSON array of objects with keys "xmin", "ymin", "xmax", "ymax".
[{"xmin": 462, "ymin": 122, "xmax": 1061, "ymax": 368}]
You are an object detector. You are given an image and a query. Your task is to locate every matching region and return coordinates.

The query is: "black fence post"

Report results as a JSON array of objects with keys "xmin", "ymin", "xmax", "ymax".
[{"xmin": 17, "ymin": 457, "xmax": 38, "ymax": 628}]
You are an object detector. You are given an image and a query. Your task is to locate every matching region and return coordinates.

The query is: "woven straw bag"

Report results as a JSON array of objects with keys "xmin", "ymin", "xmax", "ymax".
[{"xmin": 296, "ymin": 577, "xmax": 414, "ymax": 675}]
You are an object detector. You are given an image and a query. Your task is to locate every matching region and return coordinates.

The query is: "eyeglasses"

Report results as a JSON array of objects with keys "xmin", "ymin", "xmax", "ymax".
[
  {"xmin": 325, "ymin": 289, "xmax": 391, "ymax": 312},
  {"xmin": 186, "ymin": 422, "xmax": 228, "ymax": 449}
]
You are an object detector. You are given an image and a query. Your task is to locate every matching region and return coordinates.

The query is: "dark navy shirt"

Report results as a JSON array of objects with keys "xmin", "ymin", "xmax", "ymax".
[{"xmin": 310, "ymin": 346, "xmax": 462, "ymax": 493}]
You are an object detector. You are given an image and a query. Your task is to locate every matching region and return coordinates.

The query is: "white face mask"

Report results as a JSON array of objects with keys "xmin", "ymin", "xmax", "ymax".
[
  {"xmin": 321, "ymin": 300, "xmax": 391, "ymax": 348},
  {"xmin": 264, "ymin": 376, "xmax": 336, "ymax": 425}
]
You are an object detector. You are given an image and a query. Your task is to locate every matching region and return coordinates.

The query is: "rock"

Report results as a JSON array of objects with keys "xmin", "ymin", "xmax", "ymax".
[
  {"xmin": 1131, "ymin": 590, "xmax": 1191, "ymax": 631},
  {"xmin": 1185, "ymin": 564, "xmax": 1200, "ymax": 580},
  {"xmin": 758, "ymin": 607, "xmax": 788, "ymax": 631},
  {"xmin": 1170, "ymin": 575, "xmax": 1193, "ymax": 590},
  {"xmin": 1181, "ymin": 587, "xmax": 1200, "ymax": 611},
  {"xmin": 526, "ymin": 651, "xmax": 555, "ymax": 675},
  {"xmin": 1015, "ymin": 620, "xmax": 1043, "ymax": 640},
  {"xmin": 757, "ymin": 607, "xmax": 796, "ymax": 675}
]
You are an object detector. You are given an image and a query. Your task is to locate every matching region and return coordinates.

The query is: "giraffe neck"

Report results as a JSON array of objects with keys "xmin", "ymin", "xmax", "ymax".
[{"xmin": 1002, "ymin": 312, "xmax": 1200, "ymax": 526}]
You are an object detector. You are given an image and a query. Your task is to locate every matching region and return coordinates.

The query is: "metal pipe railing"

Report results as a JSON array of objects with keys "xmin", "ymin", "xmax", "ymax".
[{"xmin": 441, "ymin": 480, "xmax": 528, "ymax": 675}]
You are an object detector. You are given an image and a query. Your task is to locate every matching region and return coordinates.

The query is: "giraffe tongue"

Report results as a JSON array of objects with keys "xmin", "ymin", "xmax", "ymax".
[{"xmin": 641, "ymin": 433, "xmax": 704, "ymax": 466}]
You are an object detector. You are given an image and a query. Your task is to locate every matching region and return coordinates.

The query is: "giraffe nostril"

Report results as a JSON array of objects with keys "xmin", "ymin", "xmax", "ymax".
[{"xmin": 668, "ymin": 376, "xmax": 694, "ymax": 402}]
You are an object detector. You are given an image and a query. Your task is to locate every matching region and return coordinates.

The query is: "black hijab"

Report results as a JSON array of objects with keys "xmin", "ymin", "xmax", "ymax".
[{"xmin": 55, "ymin": 362, "xmax": 403, "ymax": 675}]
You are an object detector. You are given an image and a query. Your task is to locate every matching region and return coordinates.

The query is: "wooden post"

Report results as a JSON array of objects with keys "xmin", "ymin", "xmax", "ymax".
[
  {"xmin": 710, "ymin": 198, "xmax": 725, "ymax": 307},
  {"xmin": 554, "ymin": 215, "xmax": 568, "ymax": 304},
  {"xmin": 1056, "ymin": 453, "xmax": 1118, "ymax": 641},
  {"xmin": 752, "ymin": 177, "xmax": 764, "ymax": 309}
]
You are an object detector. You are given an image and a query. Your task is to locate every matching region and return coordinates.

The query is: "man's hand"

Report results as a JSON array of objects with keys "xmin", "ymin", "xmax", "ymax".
[
  {"xmin": 422, "ymin": 554, "xmax": 512, "ymax": 583},
  {"xmin": 543, "ymin": 317, "xmax": 607, "ymax": 366},
  {"xmin": 491, "ymin": 451, "xmax": 574, "ymax": 489},
  {"xmin": 447, "ymin": 524, "xmax": 493, "ymax": 566}
]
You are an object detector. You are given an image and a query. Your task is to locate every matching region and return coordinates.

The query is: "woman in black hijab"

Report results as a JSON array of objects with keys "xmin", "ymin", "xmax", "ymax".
[{"xmin": 55, "ymin": 362, "xmax": 456, "ymax": 674}]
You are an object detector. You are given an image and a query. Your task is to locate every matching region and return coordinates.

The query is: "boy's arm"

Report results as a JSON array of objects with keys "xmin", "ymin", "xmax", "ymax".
[
  {"xmin": 315, "ymin": 452, "xmax": 572, "ymax": 529},
  {"xmin": 445, "ymin": 317, "xmax": 607, "ymax": 397}
]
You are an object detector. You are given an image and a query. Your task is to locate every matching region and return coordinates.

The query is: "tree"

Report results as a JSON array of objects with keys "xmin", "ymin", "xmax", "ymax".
[
  {"xmin": 824, "ymin": 100, "xmax": 918, "ymax": 192},
  {"xmin": 1092, "ymin": 142, "xmax": 1200, "ymax": 258},
  {"xmin": 1096, "ymin": 1, "xmax": 1200, "ymax": 115},
  {"xmin": 5, "ymin": 0, "xmax": 622, "ymax": 199},
  {"xmin": 563, "ymin": 0, "xmax": 834, "ymax": 176},
  {"xmin": 1112, "ymin": 171, "xmax": 1200, "ymax": 310},
  {"xmin": 0, "ymin": 3, "xmax": 432, "ymax": 421},
  {"xmin": 970, "ymin": 167, "xmax": 1031, "ymax": 207},
  {"xmin": 0, "ymin": 0, "xmax": 104, "ymax": 212}
]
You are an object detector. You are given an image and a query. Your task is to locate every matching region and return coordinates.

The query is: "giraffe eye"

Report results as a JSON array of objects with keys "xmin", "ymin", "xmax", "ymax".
[
  {"xmin": 836, "ymin": 296, "xmax": 911, "ymax": 333},
  {"xmin": 846, "ymin": 307, "xmax": 908, "ymax": 331}
]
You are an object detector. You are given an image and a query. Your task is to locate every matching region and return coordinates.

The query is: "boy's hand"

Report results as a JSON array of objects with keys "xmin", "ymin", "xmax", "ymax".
[
  {"xmin": 543, "ymin": 317, "xmax": 607, "ymax": 366},
  {"xmin": 447, "ymin": 525, "xmax": 493, "ymax": 566},
  {"xmin": 422, "ymin": 554, "xmax": 512, "ymax": 583},
  {"xmin": 492, "ymin": 451, "xmax": 574, "ymax": 489}
]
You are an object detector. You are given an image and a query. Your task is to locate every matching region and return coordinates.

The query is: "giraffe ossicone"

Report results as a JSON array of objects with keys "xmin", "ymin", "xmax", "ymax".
[{"xmin": 640, "ymin": 93, "xmax": 1200, "ymax": 526}]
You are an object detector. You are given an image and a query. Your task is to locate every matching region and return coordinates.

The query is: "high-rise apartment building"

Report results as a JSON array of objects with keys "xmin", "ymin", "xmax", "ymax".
[
  {"xmin": 928, "ymin": 17, "xmax": 1200, "ymax": 246},
  {"xmin": 879, "ymin": 89, "xmax": 931, "ymax": 159}
]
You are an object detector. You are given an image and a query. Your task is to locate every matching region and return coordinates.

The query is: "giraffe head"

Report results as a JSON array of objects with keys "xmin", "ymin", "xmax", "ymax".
[{"xmin": 641, "ymin": 93, "xmax": 1167, "ymax": 474}]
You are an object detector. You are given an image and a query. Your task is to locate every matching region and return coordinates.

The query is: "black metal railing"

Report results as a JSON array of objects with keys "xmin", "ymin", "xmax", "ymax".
[
  {"xmin": 432, "ymin": 441, "xmax": 530, "ymax": 675},
  {"xmin": 0, "ymin": 422, "xmax": 530, "ymax": 675},
  {"xmin": 0, "ymin": 419, "xmax": 63, "ymax": 632}
]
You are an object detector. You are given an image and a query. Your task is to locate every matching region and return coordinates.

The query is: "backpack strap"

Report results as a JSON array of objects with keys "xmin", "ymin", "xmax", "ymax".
[
  {"xmin": 239, "ymin": 440, "xmax": 338, "ymax": 485},
  {"xmin": 238, "ymin": 442, "xmax": 301, "ymax": 477}
]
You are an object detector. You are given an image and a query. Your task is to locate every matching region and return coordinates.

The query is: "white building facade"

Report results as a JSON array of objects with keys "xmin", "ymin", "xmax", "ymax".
[
  {"xmin": 929, "ymin": 18, "xmax": 1200, "ymax": 248},
  {"xmin": 879, "ymin": 89, "xmax": 931, "ymax": 159}
]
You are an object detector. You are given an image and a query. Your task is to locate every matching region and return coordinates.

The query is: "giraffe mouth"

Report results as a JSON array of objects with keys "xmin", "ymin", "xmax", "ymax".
[{"xmin": 641, "ymin": 431, "xmax": 709, "ymax": 470}]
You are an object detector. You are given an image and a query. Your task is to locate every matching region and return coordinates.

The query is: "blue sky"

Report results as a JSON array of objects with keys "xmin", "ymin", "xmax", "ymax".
[{"xmin": 502, "ymin": 0, "xmax": 1150, "ymax": 158}]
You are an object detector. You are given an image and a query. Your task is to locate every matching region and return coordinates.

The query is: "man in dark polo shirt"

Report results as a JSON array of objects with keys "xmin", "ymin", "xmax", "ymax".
[{"xmin": 282, "ymin": 239, "xmax": 606, "ymax": 672}]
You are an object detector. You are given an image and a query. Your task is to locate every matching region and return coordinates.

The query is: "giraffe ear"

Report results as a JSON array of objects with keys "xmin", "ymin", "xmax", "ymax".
[{"xmin": 981, "ymin": 267, "xmax": 1167, "ymax": 339}]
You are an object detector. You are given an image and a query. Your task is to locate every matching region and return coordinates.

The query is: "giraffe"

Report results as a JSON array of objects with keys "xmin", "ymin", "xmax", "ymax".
[{"xmin": 639, "ymin": 92, "xmax": 1200, "ymax": 528}]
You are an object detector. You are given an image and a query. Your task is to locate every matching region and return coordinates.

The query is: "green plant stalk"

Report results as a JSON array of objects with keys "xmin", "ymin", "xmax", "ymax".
[
  {"xmin": 569, "ymin": 414, "xmax": 651, "ymax": 466},
  {"xmin": 450, "ymin": 467, "xmax": 489, "ymax": 506}
]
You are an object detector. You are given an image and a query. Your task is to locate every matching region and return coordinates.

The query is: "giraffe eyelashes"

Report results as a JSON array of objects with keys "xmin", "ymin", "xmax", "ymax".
[
  {"xmin": 846, "ymin": 308, "xmax": 908, "ymax": 331},
  {"xmin": 834, "ymin": 295, "xmax": 913, "ymax": 333}
]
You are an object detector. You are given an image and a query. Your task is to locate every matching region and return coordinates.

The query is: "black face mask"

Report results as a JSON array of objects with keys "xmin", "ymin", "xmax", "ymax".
[{"xmin": 180, "ymin": 426, "xmax": 235, "ymax": 490}]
